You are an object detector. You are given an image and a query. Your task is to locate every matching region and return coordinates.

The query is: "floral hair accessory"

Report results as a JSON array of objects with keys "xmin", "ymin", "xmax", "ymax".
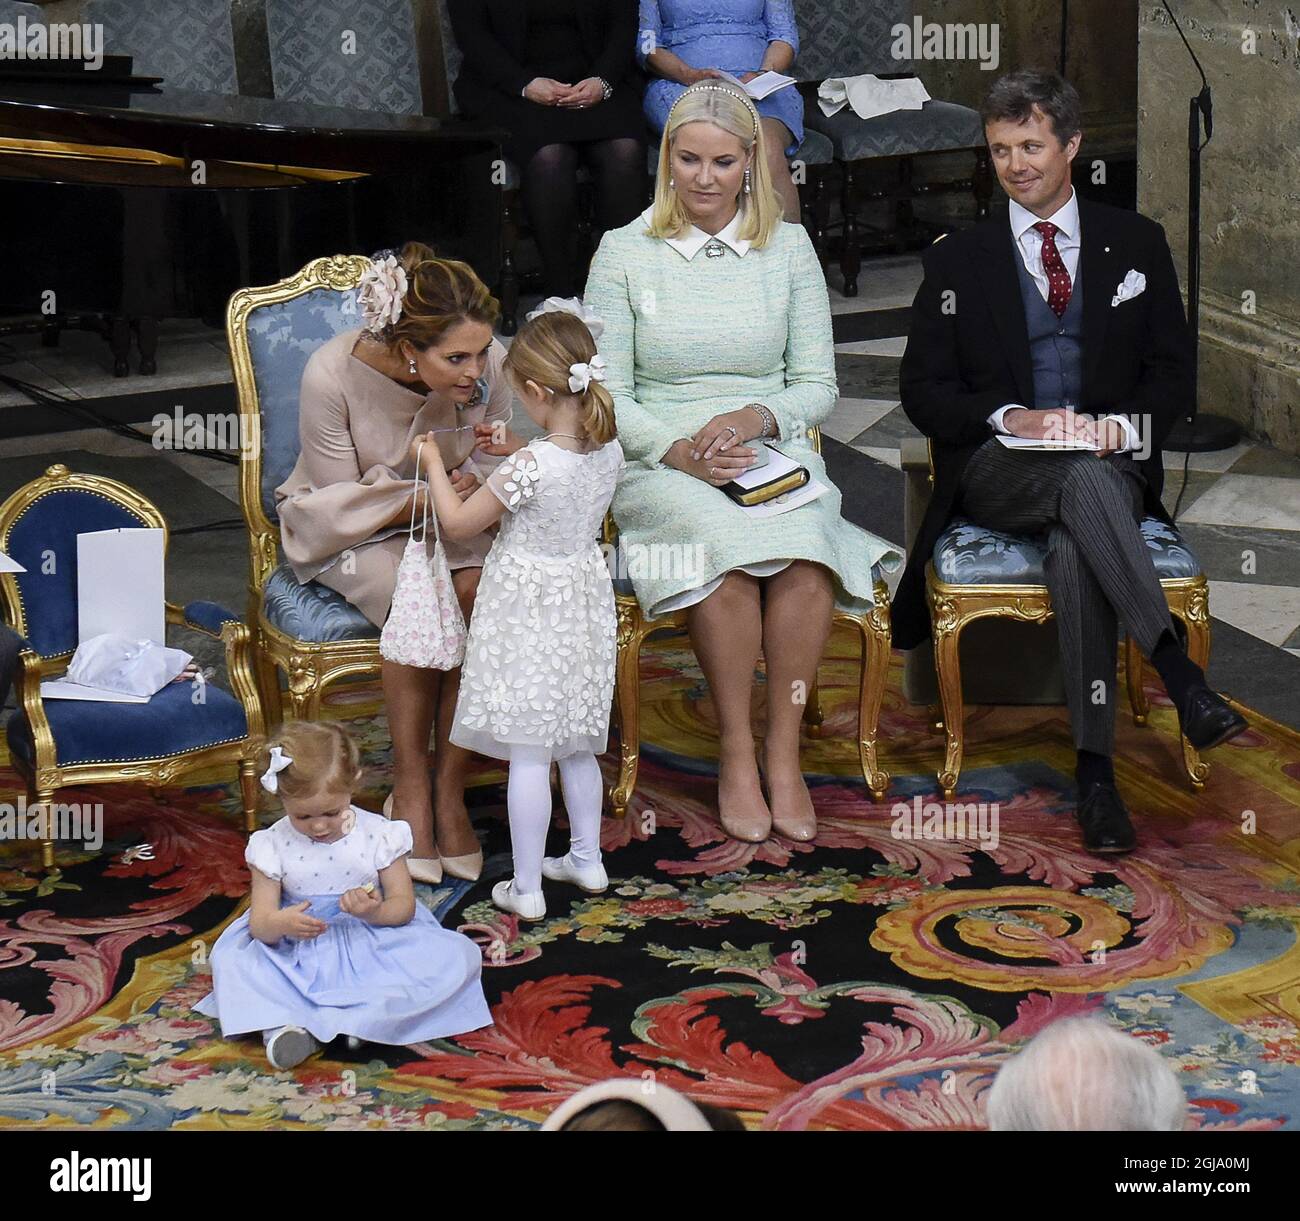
[
  {"xmin": 358, "ymin": 253, "xmax": 408, "ymax": 338},
  {"xmin": 568, "ymin": 354, "xmax": 607, "ymax": 394},
  {"xmin": 260, "ymin": 745, "xmax": 294, "ymax": 794}
]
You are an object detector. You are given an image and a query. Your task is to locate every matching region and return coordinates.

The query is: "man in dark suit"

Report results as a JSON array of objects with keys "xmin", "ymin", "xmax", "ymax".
[{"xmin": 896, "ymin": 70, "xmax": 1246, "ymax": 853}]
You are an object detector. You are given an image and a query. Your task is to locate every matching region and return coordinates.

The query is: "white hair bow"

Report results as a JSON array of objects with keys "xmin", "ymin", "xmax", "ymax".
[
  {"xmin": 260, "ymin": 745, "xmax": 294, "ymax": 794},
  {"xmin": 526, "ymin": 295, "xmax": 606, "ymax": 341},
  {"xmin": 568, "ymin": 354, "xmax": 607, "ymax": 394}
]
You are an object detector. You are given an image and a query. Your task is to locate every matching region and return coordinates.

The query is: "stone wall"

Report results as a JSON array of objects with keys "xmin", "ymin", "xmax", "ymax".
[{"xmin": 1138, "ymin": 2, "xmax": 1300, "ymax": 452}]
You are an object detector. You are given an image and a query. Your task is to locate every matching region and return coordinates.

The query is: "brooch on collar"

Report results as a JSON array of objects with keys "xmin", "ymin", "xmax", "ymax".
[{"xmin": 704, "ymin": 240, "xmax": 726, "ymax": 259}]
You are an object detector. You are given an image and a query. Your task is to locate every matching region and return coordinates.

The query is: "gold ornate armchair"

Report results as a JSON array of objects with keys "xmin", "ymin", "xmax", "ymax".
[
  {"xmin": 0, "ymin": 465, "xmax": 265, "ymax": 869},
  {"xmin": 227, "ymin": 255, "xmax": 384, "ymax": 722},
  {"xmin": 920, "ymin": 443, "xmax": 1211, "ymax": 797},
  {"xmin": 607, "ymin": 426, "xmax": 893, "ymax": 816}
]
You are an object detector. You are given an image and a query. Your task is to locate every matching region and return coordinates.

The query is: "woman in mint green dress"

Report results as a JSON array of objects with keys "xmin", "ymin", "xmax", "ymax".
[{"xmin": 584, "ymin": 81, "xmax": 900, "ymax": 846}]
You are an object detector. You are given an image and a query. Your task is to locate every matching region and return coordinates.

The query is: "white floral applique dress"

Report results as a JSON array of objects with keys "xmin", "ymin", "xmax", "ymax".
[{"xmin": 449, "ymin": 438, "xmax": 625, "ymax": 761}]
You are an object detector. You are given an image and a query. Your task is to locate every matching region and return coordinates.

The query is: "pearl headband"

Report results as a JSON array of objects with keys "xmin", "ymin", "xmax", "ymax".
[{"xmin": 667, "ymin": 81, "xmax": 760, "ymax": 142}]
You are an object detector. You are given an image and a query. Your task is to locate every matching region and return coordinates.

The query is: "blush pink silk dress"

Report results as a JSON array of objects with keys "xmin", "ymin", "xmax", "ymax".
[{"xmin": 275, "ymin": 330, "xmax": 514, "ymax": 627}]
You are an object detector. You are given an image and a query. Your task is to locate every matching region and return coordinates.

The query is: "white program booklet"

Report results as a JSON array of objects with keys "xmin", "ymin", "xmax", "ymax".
[
  {"xmin": 714, "ymin": 69, "xmax": 797, "ymax": 100},
  {"xmin": 0, "ymin": 551, "xmax": 24, "ymax": 573},
  {"xmin": 39, "ymin": 678, "xmax": 150, "ymax": 704},
  {"xmin": 76, "ymin": 527, "xmax": 166, "ymax": 645},
  {"xmin": 996, "ymin": 434, "xmax": 1100, "ymax": 452},
  {"xmin": 740, "ymin": 478, "xmax": 830, "ymax": 519}
]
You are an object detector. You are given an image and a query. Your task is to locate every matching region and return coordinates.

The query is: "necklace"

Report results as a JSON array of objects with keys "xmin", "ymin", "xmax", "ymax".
[{"xmin": 541, "ymin": 431, "xmax": 593, "ymax": 450}]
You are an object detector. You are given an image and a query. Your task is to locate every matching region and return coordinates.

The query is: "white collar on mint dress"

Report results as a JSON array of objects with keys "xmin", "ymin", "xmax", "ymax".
[{"xmin": 645, "ymin": 206, "xmax": 752, "ymax": 261}]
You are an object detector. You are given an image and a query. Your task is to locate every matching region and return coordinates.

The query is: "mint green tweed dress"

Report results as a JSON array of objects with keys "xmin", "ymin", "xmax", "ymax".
[{"xmin": 583, "ymin": 215, "xmax": 902, "ymax": 617}]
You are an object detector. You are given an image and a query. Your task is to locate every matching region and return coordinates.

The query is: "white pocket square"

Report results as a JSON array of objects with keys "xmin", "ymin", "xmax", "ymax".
[{"xmin": 1111, "ymin": 269, "xmax": 1147, "ymax": 307}]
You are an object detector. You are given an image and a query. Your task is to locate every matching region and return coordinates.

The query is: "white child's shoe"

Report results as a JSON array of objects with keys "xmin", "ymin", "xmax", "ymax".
[
  {"xmin": 491, "ymin": 879, "xmax": 546, "ymax": 921},
  {"xmin": 541, "ymin": 854, "xmax": 608, "ymax": 893},
  {"xmin": 264, "ymin": 1025, "xmax": 319, "ymax": 1070}
]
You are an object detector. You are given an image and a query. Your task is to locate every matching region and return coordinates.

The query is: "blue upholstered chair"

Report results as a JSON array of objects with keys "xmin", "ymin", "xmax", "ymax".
[
  {"xmin": 790, "ymin": 0, "xmax": 991, "ymax": 293},
  {"xmin": 264, "ymin": 0, "xmax": 424, "ymax": 114},
  {"xmin": 86, "ymin": 0, "xmax": 239, "ymax": 94},
  {"xmin": 924, "ymin": 476, "xmax": 1212, "ymax": 796},
  {"xmin": 226, "ymin": 255, "xmax": 384, "ymax": 724},
  {"xmin": 606, "ymin": 427, "xmax": 894, "ymax": 817},
  {"xmin": 0, "ymin": 465, "xmax": 266, "ymax": 870}
]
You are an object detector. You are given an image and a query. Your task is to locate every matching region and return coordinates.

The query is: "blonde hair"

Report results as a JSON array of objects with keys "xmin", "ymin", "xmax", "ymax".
[
  {"xmin": 384, "ymin": 240, "xmax": 500, "ymax": 352},
  {"xmin": 647, "ymin": 81, "xmax": 783, "ymax": 249},
  {"xmin": 255, "ymin": 721, "xmax": 362, "ymax": 803},
  {"xmin": 503, "ymin": 311, "xmax": 617, "ymax": 445}
]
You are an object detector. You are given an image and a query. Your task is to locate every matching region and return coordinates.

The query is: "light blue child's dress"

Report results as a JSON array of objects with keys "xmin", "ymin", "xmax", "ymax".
[{"xmin": 194, "ymin": 808, "xmax": 491, "ymax": 1045}]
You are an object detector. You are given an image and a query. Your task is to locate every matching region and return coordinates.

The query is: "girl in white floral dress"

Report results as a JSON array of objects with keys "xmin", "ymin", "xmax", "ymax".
[{"xmin": 413, "ymin": 307, "xmax": 624, "ymax": 921}]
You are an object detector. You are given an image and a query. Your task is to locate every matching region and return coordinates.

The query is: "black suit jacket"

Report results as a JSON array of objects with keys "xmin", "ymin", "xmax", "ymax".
[
  {"xmin": 893, "ymin": 196, "xmax": 1194, "ymax": 650},
  {"xmin": 448, "ymin": 0, "xmax": 641, "ymax": 111}
]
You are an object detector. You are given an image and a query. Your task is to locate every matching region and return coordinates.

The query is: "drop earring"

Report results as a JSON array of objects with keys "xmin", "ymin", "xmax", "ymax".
[
  {"xmin": 408, "ymin": 358, "xmax": 418, "ymax": 375},
  {"xmin": 744, "ymin": 167, "xmax": 752, "ymax": 195},
  {"xmin": 669, "ymin": 176, "xmax": 675, "ymax": 189}
]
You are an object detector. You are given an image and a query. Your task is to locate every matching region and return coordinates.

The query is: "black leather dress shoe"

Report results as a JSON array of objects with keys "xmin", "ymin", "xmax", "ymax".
[
  {"xmin": 1179, "ymin": 684, "xmax": 1248, "ymax": 751},
  {"xmin": 1076, "ymin": 783, "xmax": 1137, "ymax": 855}
]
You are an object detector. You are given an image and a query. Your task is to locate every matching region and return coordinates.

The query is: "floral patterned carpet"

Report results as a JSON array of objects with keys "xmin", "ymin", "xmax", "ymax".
[{"xmin": 2, "ymin": 629, "xmax": 1298, "ymax": 1131}]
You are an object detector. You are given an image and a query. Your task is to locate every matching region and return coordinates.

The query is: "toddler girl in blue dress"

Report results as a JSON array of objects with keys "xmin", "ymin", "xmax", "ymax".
[{"xmin": 195, "ymin": 721, "xmax": 491, "ymax": 1070}]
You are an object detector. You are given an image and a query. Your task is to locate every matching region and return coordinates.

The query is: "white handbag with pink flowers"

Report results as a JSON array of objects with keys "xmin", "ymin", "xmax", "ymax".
[{"xmin": 379, "ymin": 443, "xmax": 467, "ymax": 670}]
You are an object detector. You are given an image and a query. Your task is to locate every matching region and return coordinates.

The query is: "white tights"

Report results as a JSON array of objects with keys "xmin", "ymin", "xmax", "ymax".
[{"xmin": 506, "ymin": 747, "xmax": 603, "ymax": 896}]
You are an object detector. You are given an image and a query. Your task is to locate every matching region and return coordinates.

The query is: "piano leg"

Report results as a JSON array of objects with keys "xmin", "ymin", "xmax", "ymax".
[
  {"xmin": 134, "ymin": 317, "xmax": 159, "ymax": 375},
  {"xmin": 107, "ymin": 315, "xmax": 131, "ymax": 378}
]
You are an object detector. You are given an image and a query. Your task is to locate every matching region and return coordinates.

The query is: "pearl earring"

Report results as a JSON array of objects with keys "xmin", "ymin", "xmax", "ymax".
[
  {"xmin": 408, "ymin": 358, "xmax": 417, "ymax": 375},
  {"xmin": 669, "ymin": 176, "xmax": 675, "ymax": 188}
]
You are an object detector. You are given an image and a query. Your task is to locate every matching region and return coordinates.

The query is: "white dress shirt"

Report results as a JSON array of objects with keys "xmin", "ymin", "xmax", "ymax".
[{"xmin": 988, "ymin": 187, "xmax": 1139, "ymax": 452}]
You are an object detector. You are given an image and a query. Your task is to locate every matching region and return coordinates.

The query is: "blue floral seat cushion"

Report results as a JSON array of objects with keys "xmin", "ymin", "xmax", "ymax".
[
  {"xmin": 263, "ymin": 564, "xmax": 379, "ymax": 643},
  {"xmin": 7, "ymin": 681, "xmax": 247, "ymax": 769},
  {"xmin": 934, "ymin": 516, "xmax": 1203, "ymax": 585}
]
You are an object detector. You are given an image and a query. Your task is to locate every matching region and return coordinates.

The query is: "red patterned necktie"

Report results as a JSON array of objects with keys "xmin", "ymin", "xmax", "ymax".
[{"xmin": 1033, "ymin": 220, "xmax": 1072, "ymax": 318}]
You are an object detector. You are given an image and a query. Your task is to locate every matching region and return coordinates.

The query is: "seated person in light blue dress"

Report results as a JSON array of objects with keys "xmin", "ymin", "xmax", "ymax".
[
  {"xmin": 194, "ymin": 721, "xmax": 491, "ymax": 1070},
  {"xmin": 639, "ymin": 0, "xmax": 805, "ymax": 220}
]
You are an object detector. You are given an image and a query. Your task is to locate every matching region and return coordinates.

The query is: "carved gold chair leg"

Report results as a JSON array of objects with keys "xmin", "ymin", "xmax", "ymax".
[
  {"xmin": 852, "ymin": 602, "xmax": 891, "ymax": 800},
  {"xmin": 35, "ymin": 788, "xmax": 56, "ymax": 871},
  {"xmin": 1174, "ymin": 583, "xmax": 1212, "ymax": 789},
  {"xmin": 932, "ymin": 612, "xmax": 966, "ymax": 799},
  {"xmin": 239, "ymin": 758, "xmax": 260, "ymax": 832},
  {"xmin": 1125, "ymin": 633, "xmax": 1150, "ymax": 725},
  {"xmin": 611, "ymin": 604, "xmax": 645, "ymax": 818}
]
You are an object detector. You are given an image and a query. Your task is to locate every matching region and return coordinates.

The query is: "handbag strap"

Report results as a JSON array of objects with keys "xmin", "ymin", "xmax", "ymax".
[{"xmin": 409, "ymin": 441, "xmax": 445, "ymax": 548}]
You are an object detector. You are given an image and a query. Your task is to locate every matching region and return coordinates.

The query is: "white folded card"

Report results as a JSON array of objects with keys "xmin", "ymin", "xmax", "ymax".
[
  {"xmin": 714, "ymin": 69, "xmax": 797, "ymax": 101},
  {"xmin": 996, "ymin": 434, "xmax": 1100, "ymax": 452},
  {"xmin": 76, "ymin": 527, "xmax": 165, "ymax": 645},
  {"xmin": 39, "ymin": 678, "xmax": 150, "ymax": 704},
  {"xmin": 0, "ymin": 550, "xmax": 24, "ymax": 573},
  {"xmin": 741, "ymin": 478, "xmax": 829, "ymax": 519}
]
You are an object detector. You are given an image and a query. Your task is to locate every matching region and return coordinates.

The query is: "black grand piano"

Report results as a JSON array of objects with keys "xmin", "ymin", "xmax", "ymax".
[{"xmin": 0, "ymin": 69, "xmax": 509, "ymax": 375}]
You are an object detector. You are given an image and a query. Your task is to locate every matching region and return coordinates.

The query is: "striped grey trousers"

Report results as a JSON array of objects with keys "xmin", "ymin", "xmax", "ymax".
[{"xmin": 958, "ymin": 440, "xmax": 1177, "ymax": 755}]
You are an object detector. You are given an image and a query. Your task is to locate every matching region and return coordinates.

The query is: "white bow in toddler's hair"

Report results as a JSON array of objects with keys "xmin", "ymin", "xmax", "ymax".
[
  {"xmin": 568, "ymin": 354, "xmax": 607, "ymax": 394},
  {"xmin": 1111, "ymin": 269, "xmax": 1147, "ymax": 307},
  {"xmin": 260, "ymin": 745, "xmax": 294, "ymax": 793}
]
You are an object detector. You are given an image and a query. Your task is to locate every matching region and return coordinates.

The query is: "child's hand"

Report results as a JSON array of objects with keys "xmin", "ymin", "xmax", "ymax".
[
  {"xmin": 473, "ymin": 422, "xmax": 525, "ymax": 457},
  {"xmin": 339, "ymin": 885, "xmax": 383, "ymax": 920},
  {"xmin": 279, "ymin": 901, "xmax": 327, "ymax": 940},
  {"xmin": 410, "ymin": 431, "xmax": 443, "ymax": 468}
]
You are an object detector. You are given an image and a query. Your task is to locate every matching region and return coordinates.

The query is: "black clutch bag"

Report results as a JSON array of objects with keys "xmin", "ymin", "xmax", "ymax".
[{"xmin": 720, "ymin": 444, "xmax": 810, "ymax": 506}]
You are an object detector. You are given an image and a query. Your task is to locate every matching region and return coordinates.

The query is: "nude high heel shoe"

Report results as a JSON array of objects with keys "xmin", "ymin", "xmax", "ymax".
[
  {"xmin": 384, "ymin": 793, "xmax": 443, "ymax": 884},
  {"xmin": 439, "ymin": 847, "xmax": 484, "ymax": 882}
]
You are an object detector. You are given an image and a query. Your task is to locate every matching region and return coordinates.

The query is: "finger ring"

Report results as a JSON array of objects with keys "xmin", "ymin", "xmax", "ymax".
[
  {"xmin": 723, "ymin": 425, "xmax": 738, "ymax": 439},
  {"xmin": 709, "ymin": 466, "xmax": 719, "ymax": 478}
]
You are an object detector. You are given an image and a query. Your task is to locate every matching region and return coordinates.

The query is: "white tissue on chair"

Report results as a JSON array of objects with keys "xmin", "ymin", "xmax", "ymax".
[{"xmin": 818, "ymin": 74, "xmax": 931, "ymax": 121}]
